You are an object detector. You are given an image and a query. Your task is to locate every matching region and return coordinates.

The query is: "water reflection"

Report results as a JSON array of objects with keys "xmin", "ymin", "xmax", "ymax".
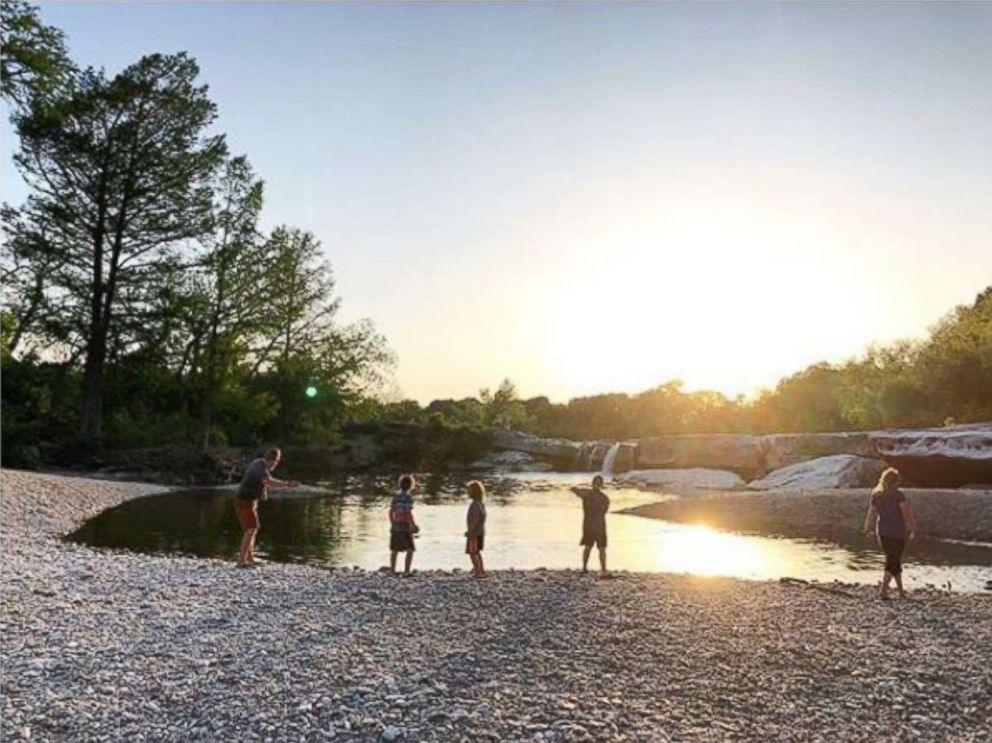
[{"xmin": 67, "ymin": 473, "xmax": 992, "ymax": 591}]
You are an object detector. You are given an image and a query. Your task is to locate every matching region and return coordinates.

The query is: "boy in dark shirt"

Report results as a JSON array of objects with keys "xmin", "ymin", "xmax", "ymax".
[{"xmin": 571, "ymin": 475, "xmax": 610, "ymax": 575}]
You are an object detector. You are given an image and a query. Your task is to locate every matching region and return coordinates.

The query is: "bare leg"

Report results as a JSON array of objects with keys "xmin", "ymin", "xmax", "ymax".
[
  {"xmin": 404, "ymin": 550, "xmax": 414, "ymax": 575},
  {"xmin": 881, "ymin": 571, "xmax": 892, "ymax": 598},
  {"xmin": 469, "ymin": 554, "xmax": 480, "ymax": 577},
  {"xmin": 239, "ymin": 528, "xmax": 258, "ymax": 564},
  {"xmin": 237, "ymin": 530, "xmax": 246, "ymax": 563},
  {"xmin": 582, "ymin": 545, "xmax": 592, "ymax": 573},
  {"xmin": 248, "ymin": 528, "xmax": 259, "ymax": 563},
  {"xmin": 598, "ymin": 547, "xmax": 607, "ymax": 574},
  {"xmin": 390, "ymin": 550, "xmax": 398, "ymax": 573},
  {"xmin": 477, "ymin": 553, "xmax": 485, "ymax": 578},
  {"xmin": 895, "ymin": 573, "xmax": 905, "ymax": 597}
]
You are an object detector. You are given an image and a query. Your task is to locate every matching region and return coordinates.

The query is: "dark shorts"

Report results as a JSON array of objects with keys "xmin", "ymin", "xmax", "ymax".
[
  {"xmin": 235, "ymin": 498, "xmax": 259, "ymax": 531},
  {"xmin": 879, "ymin": 535, "xmax": 905, "ymax": 576},
  {"xmin": 581, "ymin": 528, "xmax": 607, "ymax": 549},
  {"xmin": 390, "ymin": 531, "xmax": 415, "ymax": 552},
  {"xmin": 466, "ymin": 534, "xmax": 484, "ymax": 554}
]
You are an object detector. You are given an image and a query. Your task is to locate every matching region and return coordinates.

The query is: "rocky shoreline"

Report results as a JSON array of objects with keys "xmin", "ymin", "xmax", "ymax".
[
  {"xmin": 623, "ymin": 487, "xmax": 992, "ymax": 544},
  {"xmin": 2, "ymin": 469, "xmax": 992, "ymax": 742},
  {"xmin": 23, "ymin": 421, "xmax": 992, "ymax": 490}
]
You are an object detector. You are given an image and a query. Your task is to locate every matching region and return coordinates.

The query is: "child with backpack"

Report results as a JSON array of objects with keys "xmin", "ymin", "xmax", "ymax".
[{"xmin": 389, "ymin": 474, "xmax": 418, "ymax": 575}]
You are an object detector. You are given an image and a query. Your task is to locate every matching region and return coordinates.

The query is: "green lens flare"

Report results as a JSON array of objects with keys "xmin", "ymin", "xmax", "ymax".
[{"xmin": 305, "ymin": 386, "xmax": 317, "ymax": 398}]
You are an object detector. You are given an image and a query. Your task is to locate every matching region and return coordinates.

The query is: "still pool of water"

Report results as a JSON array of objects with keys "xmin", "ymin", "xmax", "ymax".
[{"xmin": 68, "ymin": 473, "xmax": 992, "ymax": 591}]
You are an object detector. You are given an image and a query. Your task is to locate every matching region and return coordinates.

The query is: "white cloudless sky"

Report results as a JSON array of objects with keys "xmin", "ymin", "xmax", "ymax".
[{"xmin": 3, "ymin": 2, "xmax": 990, "ymax": 402}]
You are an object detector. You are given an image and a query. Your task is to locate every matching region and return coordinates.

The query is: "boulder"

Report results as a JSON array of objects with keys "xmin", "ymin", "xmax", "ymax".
[
  {"xmin": 759, "ymin": 433, "xmax": 877, "ymax": 472},
  {"xmin": 491, "ymin": 429, "xmax": 583, "ymax": 462},
  {"xmin": 98, "ymin": 445, "xmax": 249, "ymax": 485},
  {"xmin": 617, "ymin": 468, "xmax": 746, "ymax": 490},
  {"xmin": 747, "ymin": 454, "xmax": 888, "ymax": 491},
  {"xmin": 466, "ymin": 450, "xmax": 554, "ymax": 472},
  {"xmin": 634, "ymin": 435, "xmax": 763, "ymax": 480},
  {"xmin": 869, "ymin": 424, "xmax": 992, "ymax": 486}
]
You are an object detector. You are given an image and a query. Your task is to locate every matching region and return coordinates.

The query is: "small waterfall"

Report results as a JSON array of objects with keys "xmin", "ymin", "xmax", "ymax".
[
  {"xmin": 600, "ymin": 442, "xmax": 622, "ymax": 479},
  {"xmin": 572, "ymin": 446, "xmax": 585, "ymax": 470}
]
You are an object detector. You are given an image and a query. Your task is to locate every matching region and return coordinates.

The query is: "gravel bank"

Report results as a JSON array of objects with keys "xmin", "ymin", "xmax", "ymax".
[
  {"xmin": 2, "ymin": 469, "xmax": 992, "ymax": 742},
  {"xmin": 625, "ymin": 488, "xmax": 992, "ymax": 543}
]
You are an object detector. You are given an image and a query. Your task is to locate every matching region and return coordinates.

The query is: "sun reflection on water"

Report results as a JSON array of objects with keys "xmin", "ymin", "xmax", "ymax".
[{"xmin": 646, "ymin": 523, "xmax": 771, "ymax": 578}]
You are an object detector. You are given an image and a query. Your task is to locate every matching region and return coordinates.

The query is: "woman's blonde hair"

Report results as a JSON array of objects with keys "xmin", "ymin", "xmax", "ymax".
[
  {"xmin": 873, "ymin": 467, "xmax": 901, "ymax": 493},
  {"xmin": 467, "ymin": 480, "xmax": 486, "ymax": 501}
]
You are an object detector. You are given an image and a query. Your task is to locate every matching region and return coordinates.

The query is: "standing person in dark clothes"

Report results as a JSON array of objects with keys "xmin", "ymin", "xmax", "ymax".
[
  {"xmin": 863, "ymin": 467, "xmax": 918, "ymax": 599},
  {"xmin": 465, "ymin": 480, "xmax": 487, "ymax": 578},
  {"xmin": 571, "ymin": 475, "xmax": 610, "ymax": 575},
  {"xmin": 235, "ymin": 448, "xmax": 299, "ymax": 567},
  {"xmin": 389, "ymin": 474, "xmax": 419, "ymax": 575}
]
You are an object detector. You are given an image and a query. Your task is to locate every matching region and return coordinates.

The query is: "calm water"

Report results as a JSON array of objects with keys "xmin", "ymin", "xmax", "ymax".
[{"xmin": 68, "ymin": 473, "xmax": 992, "ymax": 591}]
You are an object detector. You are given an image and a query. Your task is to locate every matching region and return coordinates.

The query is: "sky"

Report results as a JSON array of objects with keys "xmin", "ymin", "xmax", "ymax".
[{"xmin": 3, "ymin": 2, "xmax": 990, "ymax": 403}]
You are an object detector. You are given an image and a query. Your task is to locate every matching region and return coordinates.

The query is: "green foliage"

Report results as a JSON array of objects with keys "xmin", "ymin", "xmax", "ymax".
[
  {"xmin": 479, "ymin": 379, "xmax": 532, "ymax": 429},
  {"xmin": 183, "ymin": 155, "xmax": 269, "ymax": 449},
  {"xmin": 425, "ymin": 398, "xmax": 485, "ymax": 427},
  {"xmin": 1, "ymin": 352, "xmax": 80, "ymax": 464},
  {"xmin": 763, "ymin": 363, "xmax": 847, "ymax": 433},
  {"xmin": 0, "ymin": 0, "xmax": 72, "ymax": 109},
  {"xmin": 916, "ymin": 287, "xmax": 992, "ymax": 422},
  {"xmin": 13, "ymin": 51, "xmax": 229, "ymax": 440},
  {"xmin": 0, "ymin": 16, "xmax": 394, "ymax": 459}
]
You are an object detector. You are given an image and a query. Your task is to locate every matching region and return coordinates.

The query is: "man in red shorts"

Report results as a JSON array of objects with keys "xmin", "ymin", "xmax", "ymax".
[{"xmin": 235, "ymin": 447, "xmax": 299, "ymax": 567}]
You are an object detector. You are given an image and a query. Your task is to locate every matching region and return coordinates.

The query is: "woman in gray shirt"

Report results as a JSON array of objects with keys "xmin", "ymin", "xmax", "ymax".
[{"xmin": 863, "ymin": 467, "xmax": 918, "ymax": 599}]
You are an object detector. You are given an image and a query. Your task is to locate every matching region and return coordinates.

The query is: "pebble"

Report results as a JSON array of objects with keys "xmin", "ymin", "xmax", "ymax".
[
  {"xmin": 2, "ymin": 469, "xmax": 991, "ymax": 742},
  {"xmin": 381, "ymin": 725, "xmax": 403, "ymax": 741}
]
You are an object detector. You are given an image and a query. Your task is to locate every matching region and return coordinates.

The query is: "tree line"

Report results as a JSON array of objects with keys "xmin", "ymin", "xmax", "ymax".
[
  {"xmin": 372, "ymin": 286, "xmax": 991, "ymax": 440},
  {"xmin": 1, "ymin": 1, "xmax": 392, "ymax": 463}
]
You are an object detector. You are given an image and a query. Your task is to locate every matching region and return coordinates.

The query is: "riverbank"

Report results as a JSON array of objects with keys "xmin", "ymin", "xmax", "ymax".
[
  {"xmin": 623, "ymin": 487, "xmax": 992, "ymax": 543},
  {"xmin": 2, "ymin": 469, "xmax": 991, "ymax": 742}
]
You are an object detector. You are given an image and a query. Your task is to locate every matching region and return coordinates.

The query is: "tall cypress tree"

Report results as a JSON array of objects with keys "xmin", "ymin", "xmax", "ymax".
[{"xmin": 14, "ymin": 53, "xmax": 227, "ymax": 441}]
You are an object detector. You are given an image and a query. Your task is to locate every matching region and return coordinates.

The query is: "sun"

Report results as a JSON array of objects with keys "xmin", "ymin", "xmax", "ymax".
[{"xmin": 542, "ymin": 186, "xmax": 872, "ymax": 399}]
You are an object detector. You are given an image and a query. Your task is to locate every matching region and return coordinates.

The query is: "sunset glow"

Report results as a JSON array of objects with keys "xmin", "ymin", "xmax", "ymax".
[{"xmin": 2, "ymin": 2, "xmax": 990, "ymax": 403}]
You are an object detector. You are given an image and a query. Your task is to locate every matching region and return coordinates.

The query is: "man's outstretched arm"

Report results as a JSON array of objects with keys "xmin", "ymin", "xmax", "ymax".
[{"xmin": 264, "ymin": 474, "xmax": 299, "ymax": 490}]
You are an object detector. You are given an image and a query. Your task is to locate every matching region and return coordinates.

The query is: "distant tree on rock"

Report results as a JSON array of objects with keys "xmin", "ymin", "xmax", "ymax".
[{"xmin": 480, "ymin": 379, "xmax": 531, "ymax": 429}]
